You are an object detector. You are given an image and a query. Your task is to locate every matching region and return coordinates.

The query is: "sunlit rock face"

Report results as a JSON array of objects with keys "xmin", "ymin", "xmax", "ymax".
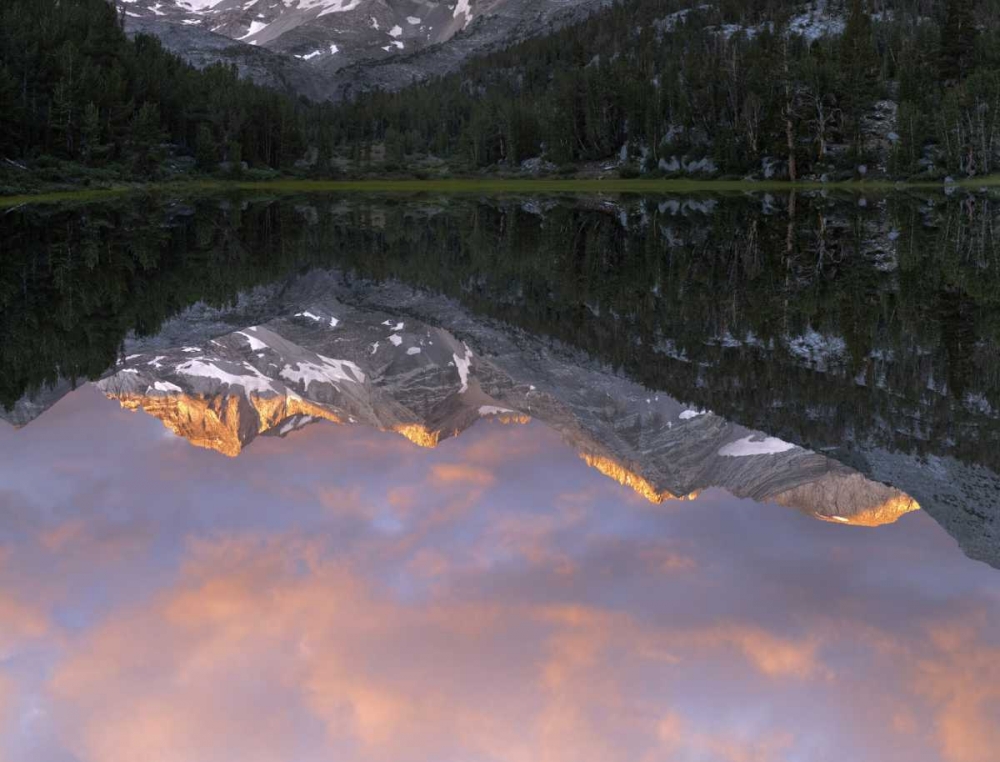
[
  {"xmin": 771, "ymin": 473, "xmax": 920, "ymax": 527},
  {"xmin": 98, "ymin": 288, "xmax": 917, "ymax": 528},
  {"xmin": 99, "ymin": 308, "xmax": 519, "ymax": 455},
  {"xmin": 578, "ymin": 454, "xmax": 690, "ymax": 504},
  {"xmin": 111, "ymin": 389, "xmax": 342, "ymax": 457}
]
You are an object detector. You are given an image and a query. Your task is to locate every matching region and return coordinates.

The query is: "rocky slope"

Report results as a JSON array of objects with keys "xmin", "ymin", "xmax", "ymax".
[
  {"xmin": 119, "ymin": 0, "xmax": 608, "ymax": 98},
  {"xmin": 124, "ymin": 16, "xmax": 335, "ymax": 99}
]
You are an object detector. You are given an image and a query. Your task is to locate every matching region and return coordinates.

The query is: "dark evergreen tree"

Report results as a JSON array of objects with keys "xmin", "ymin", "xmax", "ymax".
[
  {"xmin": 195, "ymin": 123, "xmax": 218, "ymax": 170},
  {"xmin": 940, "ymin": 0, "xmax": 978, "ymax": 82}
]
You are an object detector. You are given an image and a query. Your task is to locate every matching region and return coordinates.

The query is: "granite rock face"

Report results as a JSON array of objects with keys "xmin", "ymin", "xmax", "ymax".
[
  {"xmin": 124, "ymin": 17, "xmax": 335, "ymax": 100},
  {"xmin": 120, "ymin": 0, "xmax": 609, "ymax": 99}
]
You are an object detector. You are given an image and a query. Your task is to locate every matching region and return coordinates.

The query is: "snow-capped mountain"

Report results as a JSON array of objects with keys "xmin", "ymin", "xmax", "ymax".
[
  {"xmin": 96, "ymin": 276, "xmax": 918, "ymax": 531},
  {"xmin": 118, "ymin": 0, "xmax": 608, "ymax": 97},
  {"xmin": 121, "ymin": 0, "xmax": 472, "ymax": 65}
]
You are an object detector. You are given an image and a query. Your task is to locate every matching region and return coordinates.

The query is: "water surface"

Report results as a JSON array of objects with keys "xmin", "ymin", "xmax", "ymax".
[{"xmin": 1, "ymin": 191, "xmax": 998, "ymax": 762}]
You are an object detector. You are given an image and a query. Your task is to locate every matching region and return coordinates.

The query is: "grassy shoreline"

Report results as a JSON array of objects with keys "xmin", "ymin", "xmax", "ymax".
[{"xmin": 2, "ymin": 176, "xmax": 999, "ymax": 207}]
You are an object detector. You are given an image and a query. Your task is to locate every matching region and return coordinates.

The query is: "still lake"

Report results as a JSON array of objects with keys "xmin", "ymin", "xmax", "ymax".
[{"xmin": 1, "ymin": 191, "xmax": 998, "ymax": 762}]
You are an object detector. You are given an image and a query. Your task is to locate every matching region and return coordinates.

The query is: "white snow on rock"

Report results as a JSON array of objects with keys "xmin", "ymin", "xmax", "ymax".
[
  {"xmin": 407, "ymin": 16, "xmax": 421, "ymax": 24},
  {"xmin": 388, "ymin": 25, "xmax": 403, "ymax": 37},
  {"xmin": 177, "ymin": 0, "xmax": 224, "ymax": 10},
  {"xmin": 175, "ymin": 360, "xmax": 278, "ymax": 393},
  {"xmin": 239, "ymin": 20, "xmax": 267, "ymax": 39},
  {"xmin": 277, "ymin": 415, "xmax": 314, "ymax": 436},
  {"xmin": 370, "ymin": 16, "xmax": 379, "ymax": 29},
  {"xmin": 406, "ymin": 347, "xmax": 422, "ymax": 355},
  {"xmin": 453, "ymin": 0, "xmax": 473, "ymax": 26},
  {"xmin": 314, "ymin": 0, "xmax": 363, "ymax": 16},
  {"xmin": 152, "ymin": 381, "xmax": 183, "ymax": 393},
  {"xmin": 679, "ymin": 409, "xmax": 707, "ymax": 420},
  {"xmin": 479, "ymin": 405, "xmax": 515, "ymax": 416},
  {"xmin": 280, "ymin": 355, "xmax": 365, "ymax": 389},
  {"xmin": 237, "ymin": 331, "xmax": 268, "ymax": 351},
  {"xmin": 295, "ymin": 311, "xmax": 339, "ymax": 328},
  {"xmin": 453, "ymin": 345, "xmax": 472, "ymax": 393},
  {"xmin": 719, "ymin": 435, "xmax": 797, "ymax": 457},
  {"xmin": 389, "ymin": 334, "xmax": 403, "ymax": 347}
]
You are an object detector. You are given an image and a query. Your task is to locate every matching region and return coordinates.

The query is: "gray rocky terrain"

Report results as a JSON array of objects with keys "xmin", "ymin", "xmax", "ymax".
[
  {"xmin": 120, "ymin": 0, "xmax": 609, "ymax": 99},
  {"xmin": 124, "ymin": 16, "xmax": 336, "ymax": 99}
]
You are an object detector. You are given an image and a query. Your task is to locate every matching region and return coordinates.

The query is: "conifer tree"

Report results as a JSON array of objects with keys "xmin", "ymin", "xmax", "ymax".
[{"xmin": 940, "ymin": 0, "xmax": 978, "ymax": 83}]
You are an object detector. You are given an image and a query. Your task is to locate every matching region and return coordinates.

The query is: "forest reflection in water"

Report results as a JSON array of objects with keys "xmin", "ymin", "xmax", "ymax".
[{"xmin": 0, "ymin": 189, "xmax": 999, "ymax": 761}]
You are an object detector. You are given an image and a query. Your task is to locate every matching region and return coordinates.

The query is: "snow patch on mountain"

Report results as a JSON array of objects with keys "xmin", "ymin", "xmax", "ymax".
[
  {"xmin": 176, "ymin": 359, "xmax": 279, "ymax": 393},
  {"xmin": 453, "ymin": 346, "xmax": 473, "ymax": 393},
  {"xmin": 239, "ymin": 20, "xmax": 267, "ymax": 40},
  {"xmin": 679, "ymin": 409, "xmax": 706, "ymax": 420},
  {"xmin": 237, "ymin": 330, "xmax": 268, "ymax": 351},
  {"xmin": 316, "ymin": 0, "xmax": 363, "ymax": 16},
  {"xmin": 280, "ymin": 356, "xmax": 365, "ymax": 388},
  {"xmin": 453, "ymin": 0, "xmax": 473, "ymax": 26},
  {"xmin": 719, "ymin": 435, "xmax": 797, "ymax": 457},
  {"xmin": 152, "ymin": 381, "xmax": 184, "ymax": 393}
]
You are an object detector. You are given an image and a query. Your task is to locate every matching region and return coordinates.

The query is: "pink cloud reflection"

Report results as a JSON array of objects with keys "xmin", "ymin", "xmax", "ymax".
[{"xmin": 0, "ymin": 388, "xmax": 998, "ymax": 762}]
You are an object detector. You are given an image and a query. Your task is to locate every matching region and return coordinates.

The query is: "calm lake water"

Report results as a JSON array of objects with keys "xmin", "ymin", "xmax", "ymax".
[{"xmin": 1, "ymin": 191, "xmax": 998, "ymax": 762}]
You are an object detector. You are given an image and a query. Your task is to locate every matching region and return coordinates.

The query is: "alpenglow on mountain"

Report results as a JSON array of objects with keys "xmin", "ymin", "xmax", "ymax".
[{"xmin": 88, "ymin": 271, "xmax": 919, "ymax": 531}]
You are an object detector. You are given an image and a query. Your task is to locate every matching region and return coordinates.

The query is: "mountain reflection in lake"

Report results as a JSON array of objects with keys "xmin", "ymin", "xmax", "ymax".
[{"xmin": 1, "ymin": 191, "xmax": 999, "ymax": 762}]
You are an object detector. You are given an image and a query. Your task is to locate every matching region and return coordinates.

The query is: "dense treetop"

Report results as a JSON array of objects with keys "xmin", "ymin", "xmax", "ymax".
[{"xmin": 0, "ymin": 0, "xmax": 308, "ymax": 175}]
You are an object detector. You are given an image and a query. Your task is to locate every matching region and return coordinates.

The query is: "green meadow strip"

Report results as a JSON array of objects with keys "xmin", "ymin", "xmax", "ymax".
[{"xmin": 3, "ymin": 176, "xmax": 1000, "ymax": 207}]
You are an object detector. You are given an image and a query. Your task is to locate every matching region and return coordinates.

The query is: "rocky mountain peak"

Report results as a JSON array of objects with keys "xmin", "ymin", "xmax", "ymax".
[{"xmin": 95, "ymin": 289, "xmax": 917, "ymax": 529}]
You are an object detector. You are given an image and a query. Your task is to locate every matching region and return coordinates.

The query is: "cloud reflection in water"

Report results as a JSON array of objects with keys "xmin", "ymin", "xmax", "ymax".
[{"xmin": 0, "ymin": 386, "xmax": 998, "ymax": 762}]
